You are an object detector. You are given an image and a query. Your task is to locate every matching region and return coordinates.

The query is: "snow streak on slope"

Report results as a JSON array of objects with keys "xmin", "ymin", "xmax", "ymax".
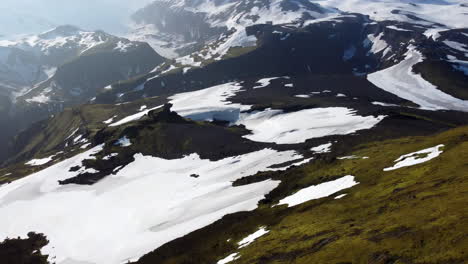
[
  {"xmin": 368, "ymin": 46, "xmax": 468, "ymax": 112},
  {"xmin": 109, "ymin": 105, "xmax": 163, "ymax": 127},
  {"xmin": 217, "ymin": 253, "xmax": 240, "ymax": 264},
  {"xmin": 170, "ymin": 82, "xmax": 385, "ymax": 144},
  {"xmin": 278, "ymin": 175, "xmax": 359, "ymax": 207},
  {"xmin": 216, "ymin": 226, "xmax": 270, "ymax": 263},
  {"xmin": 384, "ymin": 144, "xmax": 444, "ymax": 171},
  {"xmin": 0, "ymin": 146, "xmax": 304, "ymax": 264},
  {"xmin": 310, "ymin": 143, "xmax": 333, "ymax": 154},
  {"xmin": 238, "ymin": 227, "xmax": 270, "ymax": 248}
]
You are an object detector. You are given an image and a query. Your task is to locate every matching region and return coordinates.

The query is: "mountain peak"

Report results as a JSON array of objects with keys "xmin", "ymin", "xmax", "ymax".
[{"xmin": 39, "ymin": 25, "xmax": 83, "ymax": 39}]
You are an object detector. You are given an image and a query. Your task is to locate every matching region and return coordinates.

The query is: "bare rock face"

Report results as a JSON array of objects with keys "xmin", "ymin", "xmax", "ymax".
[{"xmin": 148, "ymin": 103, "xmax": 188, "ymax": 123}]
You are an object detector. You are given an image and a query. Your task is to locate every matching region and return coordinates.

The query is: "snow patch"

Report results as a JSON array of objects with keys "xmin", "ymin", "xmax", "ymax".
[
  {"xmin": 311, "ymin": 143, "xmax": 332, "ymax": 154},
  {"xmin": 238, "ymin": 227, "xmax": 269, "ymax": 248},
  {"xmin": 102, "ymin": 153, "xmax": 118, "ymax": 161},
  {"xmin": 103, "ymin": 116, "xmax": 117, "ymax": 125},
  {"xmin": 25, "ymin": 155, "xmax": 55, "ymax": 166},
  {"xmin": 80, "ymin": 143, "xmax": 92, "ymax": 149},
  {"xmin": 384, "ymin": 144, "xmax": 444, "ymax": 171},
  {"xmin": 294, "ymin": 94, "xmax": 310, "ymax": 98},
  {"xmin": 26, "ymin": 94, "xmax": 50, "ymax": 104},
  {"xmin": 114, "ymin": 41, "xmax": 134, "ymax": 52},
  {"xmin": 443, "ymin": 40, "xmax": 468, "ymax": 53},
  {"xmin": 217, "ymin": 253, "xmax": 240, "ymax": 264},
  {"xmin": 170, "ymin": 82, "xmax": 249, "ymax": 122},
  {"xmin": 372, "ymin": 101, "xmax": 399, "ymax": 107},
  {"xmin": 253, "ymin": 77, "xmax": 288, "ymax": 89},
  {"xmin": 386, "ymin": 25, "xmax": 411, "ymax": 32},
  {"xmin": 337, "ymin": 155, "xmax": 360, "ymax": 160},
  {"xmin": 279, "ymin": 175, "xmax": 359, "ymax": 207},
  {"xmin": 334, "ymin": 194, "xmax": 347, "ymax": 199},
  {"xmin": 115, "ymin": 136, "xmax": 132, "ymax": 147},
  {"xmin": 365, "ymin": 33, "xmax": 391, "ymax": 57}
]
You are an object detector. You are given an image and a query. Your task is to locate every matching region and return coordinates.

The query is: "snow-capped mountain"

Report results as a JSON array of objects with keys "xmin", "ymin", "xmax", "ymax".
[
  {"xmin": 0, "ymin": 25, "xmax": 165, "ymax": 163},
  {"xmin": 0, "ymin": 1, "xmax": 467, "ymax": 264},
  {"xmin": 128, "ymin": 0, "xmax": 339, "ymax": 58},
  {"xmin": 128, "ymin": 0, "xmax": 468, "ymax": 59},
  {"xmin": 13, "ymin": 26, "xmax": 164, "ymax": 104},
  {"xmin": 123, "ymin": 0, "xmax": 467, "ymax": 101},
  {"xmin": 0, "ymin": 25, "xmax": 156, "ymax": 93},
  {"xmin": 109, "ymin": 10, "xmax": 468, "ymax": 113}
]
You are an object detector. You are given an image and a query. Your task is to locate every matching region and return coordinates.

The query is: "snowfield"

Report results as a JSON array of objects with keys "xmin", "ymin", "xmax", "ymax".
[
  {"xmin": 368, "ymin": 46, "xmax": 468, "ymax": 112},
  {"xmin": 384, "ymin": 144, "xmax": 444, "ymax": 171},
  {"xmin": 171, "ymin": 82, "xmax": 385, "ymax": 144},
  {"xmin": 0, "ymin": 146, "xmax": 306, "ymax": 264},
  {"xmin": 313, "ymin": 0, "xmax": 468, "ymax": 29},
  {"xmin": 170, "ymin": 82, "xmax": 250, "ymax": 122},
  {"xmin": 239, "ymin": 108, "xmax": 385, "ymax": 144},
  {"xmin": 278, "ymin": 175, "xmax": 359, "ymax": 207}
]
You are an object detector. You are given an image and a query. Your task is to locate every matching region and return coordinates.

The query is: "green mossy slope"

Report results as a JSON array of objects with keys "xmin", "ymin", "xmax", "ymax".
[{"xmin": 134, "ymin": 126, "xmax": 468, "ymax": 264}]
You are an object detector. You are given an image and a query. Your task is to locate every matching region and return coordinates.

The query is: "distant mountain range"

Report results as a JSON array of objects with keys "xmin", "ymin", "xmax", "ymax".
[{"xmin": 0, "ymin": 25, "xmax": 165, "ymax": 162}]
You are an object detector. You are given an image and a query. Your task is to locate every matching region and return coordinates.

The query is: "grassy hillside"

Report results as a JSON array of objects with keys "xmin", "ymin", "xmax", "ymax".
[{"xmin": 134, "ymin": 126, "xmax": 468, "ymax": 264}]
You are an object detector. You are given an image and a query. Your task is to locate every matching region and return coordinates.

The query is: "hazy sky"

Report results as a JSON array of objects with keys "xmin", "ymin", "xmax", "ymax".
[{"xmin": 0, "ymin": 0, "xmax": 154, "ymax": 37}]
